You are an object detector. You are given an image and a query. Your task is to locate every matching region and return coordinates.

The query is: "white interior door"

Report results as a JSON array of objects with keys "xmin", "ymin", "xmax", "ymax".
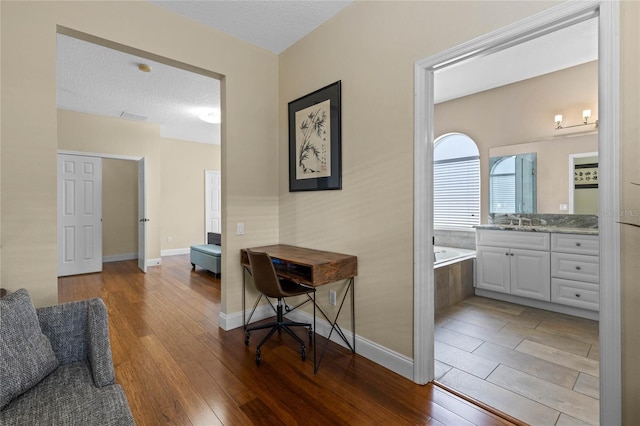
[
  {"xmin": 138, "ymin": 158, "xmax": 148, "ymax": 272},
  {"xmin": 205, "ymin": 170, "xmax": 221, "ymax": 238},
  {"xmin": 57, "ymin": 154, "xmax": 103, "ymax": 276}
]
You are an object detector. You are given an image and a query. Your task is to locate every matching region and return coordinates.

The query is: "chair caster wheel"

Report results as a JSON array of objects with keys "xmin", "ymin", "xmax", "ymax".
[
  {"xmin": 255, "ymin": 349, "xmax": 261, "ymax": 365},
  {"xmin": 244, "ymin": 331, "xmax": 250, "ymax": 346},
  {"xmin": 300, "ymin": 346, "xmax": 306, "ymax": 361}
]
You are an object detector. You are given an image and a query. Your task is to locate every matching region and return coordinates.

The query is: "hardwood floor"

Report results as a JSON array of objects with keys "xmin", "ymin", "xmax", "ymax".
[
  {"xmin": 58, "ymin": 255, "xmax": 519, "ymax": 426},
  {"xmin": 435, "ymin": 297, "xmax": 600, "ymax": 426}
]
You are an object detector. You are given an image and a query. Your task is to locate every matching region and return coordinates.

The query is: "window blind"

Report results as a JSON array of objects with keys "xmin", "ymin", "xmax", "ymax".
[{"xmin": 434, "ymin": 157, "xmax": 480, "ymax": 229}]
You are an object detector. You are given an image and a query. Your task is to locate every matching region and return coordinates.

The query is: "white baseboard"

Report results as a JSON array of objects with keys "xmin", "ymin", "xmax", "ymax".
[
  {"xmin": 103, "ymin": 253, "xmax": 138, "ymax": 263},
  {"xmin": 218, "ymin": 303, "xmax": 414, "ymax": 380},
  {"xmin": 161, "ymin": 248, "xmax": 190, "ymax": 256},
  {"xmin": 147, "ymin": 258, "xmax": 162, "ymax": 267},
  {"xmin": 475, "ymin": 289, "xmax": 599, "ymax": 321}
]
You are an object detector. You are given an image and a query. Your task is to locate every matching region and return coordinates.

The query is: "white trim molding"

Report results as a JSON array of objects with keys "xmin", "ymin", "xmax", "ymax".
[
  {"xmin": 146, "ymin": 258, "xmax": 162, "ymax": 267},
  {"xmin": 161, "ymin": 248, "xmax": 190, "ymax": 257},
  {"xmin": 414, "ymin": 2, "xmax": 620, "ymax": 424},
  {"xmin": 103, "ymin": 253, "xmax": 138, "ymax": 263},
  {"xmin": 595, "ymin": 1, "xmax": 621, "ymax": 424}
]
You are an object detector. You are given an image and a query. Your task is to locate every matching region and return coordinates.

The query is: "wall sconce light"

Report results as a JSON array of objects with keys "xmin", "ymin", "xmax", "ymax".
[{"xmin": 555, "ymin": 110, "xmax": 598, "ymax": 130}]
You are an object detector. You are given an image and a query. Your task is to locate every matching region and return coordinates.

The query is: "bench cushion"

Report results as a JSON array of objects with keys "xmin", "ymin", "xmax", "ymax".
[
  {"xmin": 190, "ymin": 244, "xmax": 221, "ymax": 257},
  {"xmin": 190, "ymin": 244, "xmax": 221, "ymax": 274}
]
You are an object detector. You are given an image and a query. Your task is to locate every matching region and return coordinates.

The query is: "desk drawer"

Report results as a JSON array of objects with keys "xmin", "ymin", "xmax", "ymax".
[
  {"xmin": 552, "ymin": 278, "xmax": 599, "ymax": 311},
  {"xmin": 551, "ymin": 233, "xmax": 599, "ymax": 256},
  {"xmin": 551, "ymin": 253, "xmax": 599, "ymax": 283}
]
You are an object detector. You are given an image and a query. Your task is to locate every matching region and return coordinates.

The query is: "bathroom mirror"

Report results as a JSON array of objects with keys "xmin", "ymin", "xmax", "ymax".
[
  {"xmin": 489, "ymin": 153, "xmax": 537, "ymax": 214},
  {"xmin": 488, "ymin": 133, "xmax": 598, "ymax": 214}
]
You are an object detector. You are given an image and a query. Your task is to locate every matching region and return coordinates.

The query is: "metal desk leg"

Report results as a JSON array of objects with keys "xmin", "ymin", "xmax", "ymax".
[{"xmin": 314, "ymin": 277, "xmax": 355, "ymax": 373}]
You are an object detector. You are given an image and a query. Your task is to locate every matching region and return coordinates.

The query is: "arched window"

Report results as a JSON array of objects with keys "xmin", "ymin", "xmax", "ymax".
[{"xmin": 434, "ymin": 133, "xmax": 480, "ymax": 229}]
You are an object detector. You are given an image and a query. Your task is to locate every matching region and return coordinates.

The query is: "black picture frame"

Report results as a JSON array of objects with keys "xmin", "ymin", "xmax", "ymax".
[{"xmin": 288, "ymin": 81, "xmax": 341, "ymax": 192}]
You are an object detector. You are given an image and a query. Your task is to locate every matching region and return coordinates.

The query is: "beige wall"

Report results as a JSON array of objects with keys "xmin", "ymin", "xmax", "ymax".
[
  {"xmin": 160, "ymin": 137, "xmax": 221, "ymax": 250},
  {"xmin": 1, "ymin": 1, "xmax": 279, "ymax": 308},
  {"xmin": 436, "ymin": 61, "xmax": 598, "ymax": 218},
  {"xmin": 103, "ymin": 159, "xmax": 138, "ymax": 257},
  {"xmin": 620, "ymin": 1, "xmax": 640, "ymax": 422}
]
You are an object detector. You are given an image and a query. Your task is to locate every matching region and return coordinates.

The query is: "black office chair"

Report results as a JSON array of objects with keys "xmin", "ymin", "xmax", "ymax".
[{"xmin": 244, "ymin": 250, "xmax": 315, "ymax": 365}]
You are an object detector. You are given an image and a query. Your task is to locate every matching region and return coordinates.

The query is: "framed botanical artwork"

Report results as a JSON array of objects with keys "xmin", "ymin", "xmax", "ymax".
[{"xmin": 288, "ymin": 81, "xmax": 341, "ymax": 192}]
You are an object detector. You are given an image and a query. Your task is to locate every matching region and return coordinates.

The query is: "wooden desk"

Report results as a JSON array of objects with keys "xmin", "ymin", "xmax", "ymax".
[{"xmin": 240, "ymin": 244, "xmax": 357, "ymax": 372}]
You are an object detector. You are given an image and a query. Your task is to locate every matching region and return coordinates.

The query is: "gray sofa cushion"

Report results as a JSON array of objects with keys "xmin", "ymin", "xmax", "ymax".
[
  {"xmin": 0, "ymin": 289, "xmax": 59, "ymax": 409},
  {"xmin": 0, "ymin": 361, "xmax": 134, "ymax": 426}
]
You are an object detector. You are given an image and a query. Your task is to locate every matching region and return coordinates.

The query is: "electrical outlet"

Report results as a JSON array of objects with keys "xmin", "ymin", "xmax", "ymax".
[
  {"xmin": 559, "ymin": 204, "xmax": 568, "ymax": 211},
  {"xmin": 329, "ymin": 290, "xmax": 336, "ymax": 306},
  {"xmin": 167, "ymin": 236, "xmax": 172, "ymax": 243}
]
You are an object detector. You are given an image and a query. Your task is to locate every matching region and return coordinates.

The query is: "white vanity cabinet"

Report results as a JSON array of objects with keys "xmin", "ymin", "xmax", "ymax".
[
  {"xmin": 476, "ymin": 230, "xmax": 551, "ymax": 301},
  {"xmin": 551, "ymin": 233, "xmax": 599, "ymax": 311}
]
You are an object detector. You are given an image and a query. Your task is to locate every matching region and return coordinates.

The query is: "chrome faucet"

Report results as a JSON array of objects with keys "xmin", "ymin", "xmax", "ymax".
[{"xmin": 506, "ymin": 214, "xmax": 532, "ymax": 227}]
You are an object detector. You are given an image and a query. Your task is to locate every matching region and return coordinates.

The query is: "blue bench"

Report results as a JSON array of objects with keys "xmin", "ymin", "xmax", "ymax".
[{"xmin": 190, "ymin": 233, "xmax": 222, "ymax": 276}]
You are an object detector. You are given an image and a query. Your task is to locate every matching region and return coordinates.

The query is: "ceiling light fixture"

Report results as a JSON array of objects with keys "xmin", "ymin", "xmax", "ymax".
[
  {"xmin": 198, "ymin": 109, "xmax": 221, "ymax": 124},
  {"xmin": 138, "ymin": 63, "xmax": 151, "ymax": 73},
  {"xmin": 555, "ymin": 109, "xmax": 598, "ymax": 130}
]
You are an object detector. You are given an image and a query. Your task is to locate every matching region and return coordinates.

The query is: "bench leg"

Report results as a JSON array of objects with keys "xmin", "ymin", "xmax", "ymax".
[{"xmin": 191, "ymin": 263, "xmax": 195, "ymax": 270}]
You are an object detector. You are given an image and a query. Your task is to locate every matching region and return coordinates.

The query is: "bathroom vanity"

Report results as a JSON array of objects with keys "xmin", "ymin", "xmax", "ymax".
[{"xmin": 475, "ymin": 226, "xmax": 599, "ymax": 320}]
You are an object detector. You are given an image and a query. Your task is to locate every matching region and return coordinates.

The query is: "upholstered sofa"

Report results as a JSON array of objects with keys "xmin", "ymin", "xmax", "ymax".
[{"xmin": 0, "ymin": 289, "xmax": 135, "ymax": 425}]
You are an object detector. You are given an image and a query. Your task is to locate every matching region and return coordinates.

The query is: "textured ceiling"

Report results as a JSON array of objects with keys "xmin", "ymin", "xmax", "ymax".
[
  {"xmin": 57, "ymin": 34, "xmax": 221, "ymax": 144},
  {"xmin": 56, "ymin": 3, "xmax": 597, "ymax": 145},
  {"xmin": 149, "ymin": 0, "xmax": 353, "ymax": 54}
]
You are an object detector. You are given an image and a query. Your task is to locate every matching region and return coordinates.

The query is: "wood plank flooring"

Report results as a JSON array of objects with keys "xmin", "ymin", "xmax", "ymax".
[
  {"xmin": 58, "ymin": 255, "xmax": 519, "ymax": 426},
  {"xmin": 435, "ymin": 296, "xmax": 600, "ymax": 426}
]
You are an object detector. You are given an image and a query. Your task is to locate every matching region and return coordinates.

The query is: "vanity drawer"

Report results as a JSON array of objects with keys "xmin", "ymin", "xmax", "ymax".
[
  {"xmin": 551, "ymin": 253, "xmax": 599, "ymax": 283},
  {"xmin": 476, "ymin": 230, "xmax": 550, "ymax": 251},
  {"xmin": 551, "ymin": 233, "xmax": 599, "ymax": 256},
  {"xmin": 552, "ymin": 278, "xmax": 599, "ymax": 311}
]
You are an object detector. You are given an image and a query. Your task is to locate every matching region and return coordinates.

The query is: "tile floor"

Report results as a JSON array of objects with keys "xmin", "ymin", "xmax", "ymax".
[{"xmin": 435, "ymin": 296, "xmax": 599, "ymax": 426}]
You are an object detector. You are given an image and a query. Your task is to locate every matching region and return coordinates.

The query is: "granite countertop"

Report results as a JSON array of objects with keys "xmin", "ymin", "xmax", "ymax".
[{"xmin": 474, "ymin": 224, "xmax": 599, "ymax": 235}]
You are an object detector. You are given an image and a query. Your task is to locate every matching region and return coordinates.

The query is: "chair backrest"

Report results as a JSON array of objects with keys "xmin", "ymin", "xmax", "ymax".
[{"xmin": 247, "ymin": 250, "xmax": 285, "ymax": 298}]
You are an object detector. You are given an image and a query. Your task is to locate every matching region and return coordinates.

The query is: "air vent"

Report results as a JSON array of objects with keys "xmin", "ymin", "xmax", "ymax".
[{"xmin": 120, "ymin": 111, "xmax": 149, "ymax": 121}]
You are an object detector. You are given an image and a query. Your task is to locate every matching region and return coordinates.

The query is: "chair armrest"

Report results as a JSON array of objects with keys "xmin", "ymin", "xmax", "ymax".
[{"xmin": 37, "ymin": 298, "xmax": 116, "ymax": 387}]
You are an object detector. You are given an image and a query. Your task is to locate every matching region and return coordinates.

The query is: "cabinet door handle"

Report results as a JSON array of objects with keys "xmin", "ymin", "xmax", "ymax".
[
  {"xmin": 576, "ymin": 242, "xmax": 582, "ymax": 247},
  {"xmin": 575, "ymin": 293, "xmax": 581, "ymax": 298},
  {"xmin": 576, "ymin": 265, "xmax": 582, "ymax": 270}
]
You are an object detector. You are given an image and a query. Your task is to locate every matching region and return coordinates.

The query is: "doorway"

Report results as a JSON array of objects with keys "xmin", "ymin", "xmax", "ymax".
[
  {"xmin": 57, "ymin": 151, "xmax": 147, "ymax": 274},
  {"xmin": 413, "ymin": 1, "xmax": 620, "ymax": 425},
  {"xmin": 57, "ymin": 153, "xmax": 103, "ymax": 276},
  {"xmin": 56, "ymin": 28, "xmax": 223, "ymax": 273}
]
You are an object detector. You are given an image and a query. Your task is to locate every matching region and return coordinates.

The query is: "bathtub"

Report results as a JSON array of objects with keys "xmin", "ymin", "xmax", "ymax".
[
  {"xmin": 434, "ymin": 246, "xmax": 476, "ymax": 313},
  {"xmin": 434, "ymin": 246, "xmax": 476, "ymax": 268}
]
